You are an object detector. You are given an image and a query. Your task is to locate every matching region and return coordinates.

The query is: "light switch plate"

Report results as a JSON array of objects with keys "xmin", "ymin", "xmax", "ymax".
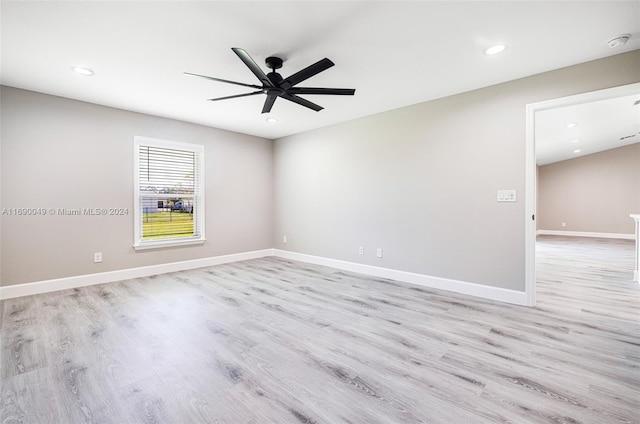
[{"xmin": 497, "ymin": 189, "xmax": 517, "ymax": 202}]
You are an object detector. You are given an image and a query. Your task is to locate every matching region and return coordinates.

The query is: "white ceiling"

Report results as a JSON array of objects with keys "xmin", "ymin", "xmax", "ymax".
[
  {"xmin": 1, "ymin": 1, "xmax": 639, "ymax": 154},
  {"xmin": 536, "ymin": 92, "xmax": 640, "ymax": 166}
]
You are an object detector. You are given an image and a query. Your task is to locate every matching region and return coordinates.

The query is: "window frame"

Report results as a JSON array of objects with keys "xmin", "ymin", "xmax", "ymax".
[{"xmin": 133, "ymin": 136, "xmax": 205, "ymax": 250}]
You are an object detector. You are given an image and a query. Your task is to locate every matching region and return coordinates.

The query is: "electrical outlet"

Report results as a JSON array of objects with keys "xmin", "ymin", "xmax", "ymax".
[
  {"xmin": 561, "ymin": 222, "xmax": 566, "ymax": 228},
  {"xmin": 359, "ymin": 246, "xmax": 364, "ymax": 255},
  {"xmin": 283, "ymin": 235, "xmax": 287, "ymax": 244},
  {"xmin": 376, "ymin": 248, "xmax": 383, "ymax": 258},
  {"xmin": 94, "ymin": 252, "xmax": 102, "ymax": 263}
]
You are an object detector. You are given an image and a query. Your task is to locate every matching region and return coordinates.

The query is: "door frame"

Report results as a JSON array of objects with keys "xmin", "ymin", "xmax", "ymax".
[{"xmin": 524, "ymin": 82, "xmax": 640, "ymax": 307}]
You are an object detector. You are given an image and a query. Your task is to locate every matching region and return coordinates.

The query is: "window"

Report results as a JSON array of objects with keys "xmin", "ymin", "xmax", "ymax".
[{"xmin": 134, "ymin": 136, "xmax": 205, "ymax": 250}]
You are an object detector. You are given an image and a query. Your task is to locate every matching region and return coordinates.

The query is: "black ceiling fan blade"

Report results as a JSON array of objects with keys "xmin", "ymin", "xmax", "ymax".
[
  {"xmin": 288, "ymin": 87, "xmax": 355, "ymax": 96},
  {"xmin": 281, "ymin": 93, "xmax": 323, "ymax": 112},
  {"xmin": 280, "ymin": 58, "xmax": 334, "ymax": 90},
  {"xmin": 232, "ymin": 47, "xmax": 274, "ymax": 88},
  {"xmin": 262, "ymin": 94, "xmax": 278, "ymax": 114},
  {"xmin": 208, "ymin": 90, "xmax": 263, "ymax": 102},
  {"xmin": 184, "ymin": 72, "xmax": 262, "ymax": 89}
]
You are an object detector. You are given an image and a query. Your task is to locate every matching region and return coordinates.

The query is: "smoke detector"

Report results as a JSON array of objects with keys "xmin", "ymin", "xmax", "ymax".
[{"xmin": 608, "ymin": 34, "xmax": 630, "ymax": 48}]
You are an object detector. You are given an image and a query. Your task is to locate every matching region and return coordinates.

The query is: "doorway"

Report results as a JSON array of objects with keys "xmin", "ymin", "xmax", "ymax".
[{"xmin": 525, "ymin": 82, "xmax": 640, "ymax": 306}]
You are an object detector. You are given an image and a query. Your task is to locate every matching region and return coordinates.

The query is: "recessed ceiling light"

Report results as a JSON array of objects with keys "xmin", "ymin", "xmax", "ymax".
[
  {"xmin": 485, "ymin": 44, "xmax": 507, "ymax": 55},
  {"xmin": 265, "ymin": 117, "xmax": 277, "ymax": 124},
  {"xmin": 567, "ymin": 122, "xmax": 577, "ymax": 128},
  {"xmin": 71, "ymin": 66, "xmax": 94, "ymax": 76},
  {"xmin": 570, "ymin": 139, "xmax": 580, "ymax": 143},
  {"xmin": 573, "ymin": 149, "xmax": 581, "ymax": 153}
]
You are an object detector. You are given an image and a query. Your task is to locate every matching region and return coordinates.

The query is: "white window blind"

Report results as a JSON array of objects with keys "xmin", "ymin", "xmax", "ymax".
[{"xmin": 134, "ymin": 137, "xmax": 205, "ymax": 249}]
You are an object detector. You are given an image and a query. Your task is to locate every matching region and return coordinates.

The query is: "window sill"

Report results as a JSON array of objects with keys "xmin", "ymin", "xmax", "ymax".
[{"xmin": 133, "ymin": 238, "xmax": 206, "ymax": 251}]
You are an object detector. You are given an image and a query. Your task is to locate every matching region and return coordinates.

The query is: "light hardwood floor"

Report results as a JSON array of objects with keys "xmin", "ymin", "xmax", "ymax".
[{"xmin": 1, "ymin": 236, "xmax": 638, "ymax": 423}]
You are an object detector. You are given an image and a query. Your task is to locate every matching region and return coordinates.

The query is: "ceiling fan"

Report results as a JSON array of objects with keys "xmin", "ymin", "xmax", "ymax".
[{"xmin": 185, "ymin": 47, "xmax": 355, "ymax": 113}]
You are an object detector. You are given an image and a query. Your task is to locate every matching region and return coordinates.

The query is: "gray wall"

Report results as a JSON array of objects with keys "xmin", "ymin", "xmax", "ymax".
[
  {"xmin": 1, "ymin": 87, "xmax": 274, "ymax": 286},
  {"xmin": 538, "ymin": 143, "xmax": 640, "ymax": 234},
  {"xmin": 273, "ymin": 51, "xmax": 640, "ymax": 291},
  {"xmin": 2, "ymin": 51, "xmax": 639, "ymax": 290}
]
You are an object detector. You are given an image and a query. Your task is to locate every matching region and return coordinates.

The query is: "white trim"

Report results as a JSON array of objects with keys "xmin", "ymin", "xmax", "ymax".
[
  {"xmin": 273, "ymin": 250, "xmax": 528, "ymax": 306},
  {"xmin": 631, "ymin": 214, "xmax": 640, "ymax": 283},
  {"xmin": 536, "ymin": 230, "xmax": 635, "ymax": 240},
  {"xmin": 1, "ymin": 248, "xmax": 528, "ymax": 305},
  {"xmin": 525, "ymin": 102, "xmax": 537, "ymax": 307},
  {"xmin": 133, "ymin": 237, "xmax": 206, "ymax": 251},
  {"xmin": 0, "ymin": 249, "xmax": 274, "ymax": 300},
  {"xmin": 134, "ymin": 136, "xmax": 202, "ymax": 152}
]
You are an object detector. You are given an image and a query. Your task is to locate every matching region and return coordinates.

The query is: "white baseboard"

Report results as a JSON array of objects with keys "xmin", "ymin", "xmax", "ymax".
[
  {"xmin": 1, "ymin": 248, "xmax": 528, "ymax": 306},
  {"xmin": 273, "ymin": 250, "xmax": 528, "ymax": 306},
  {"xmin": 0, "ymin": 249, "xmax": 275, "ymax": 300},
  {"xmin": 536, "ymin": 230, "xmax": 635, "ymax": 240}
]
